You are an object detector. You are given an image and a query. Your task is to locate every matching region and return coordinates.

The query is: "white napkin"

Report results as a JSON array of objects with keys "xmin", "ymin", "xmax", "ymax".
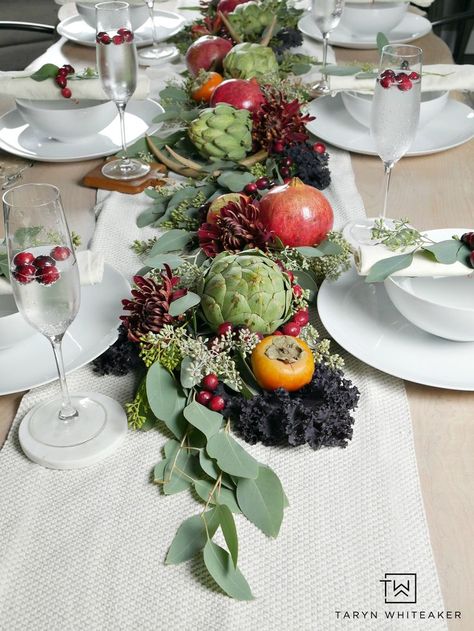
[
  {"xmin": 345, "ymin": 0, "xmax": 435, "ymax": 7},
  {"xmin": 353, "ymin": 242, "xmax": 472, "ymax": 277},
  {"xmin": 0, "ymin": 70, "xmax": 150, "ymax": 101},
  {"xmin": 330, "ymin": 64, "xmax": 474, "ymax": 93},
  {"xmin": 0, "ymin": 250, "xmax": 105, "ymax": 295}
]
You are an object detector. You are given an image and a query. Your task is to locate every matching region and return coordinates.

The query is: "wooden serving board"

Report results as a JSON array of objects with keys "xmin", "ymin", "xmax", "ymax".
[{"xmin": 82, "ymin": 161, "xmax": 167, "ymax": 194}]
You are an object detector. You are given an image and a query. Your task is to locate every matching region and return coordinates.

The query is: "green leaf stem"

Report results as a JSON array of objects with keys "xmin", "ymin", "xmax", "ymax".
[
  {"xmin": 203, "ymin": 542, "xmax": 254, "ymax": 601},
  {"xmin": 365, "ymin": 252, "xmax": 414, "ymax": 283}
]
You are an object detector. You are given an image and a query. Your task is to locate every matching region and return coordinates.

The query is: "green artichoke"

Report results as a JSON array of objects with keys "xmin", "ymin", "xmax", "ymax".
[
  {"xmin": 223, "ymin": 43, "xmax": 279, "ymax": 80},
  {"xmin": 227, "ymin": 2, "xmax": 273, "ymax": 41},
  {"xmin": 188, "ymin": 104, "xmax": 253, "ymax": 162},
  {"xmin": 199, "ymin": 251, "xmax": 293, "ymax": 334}
]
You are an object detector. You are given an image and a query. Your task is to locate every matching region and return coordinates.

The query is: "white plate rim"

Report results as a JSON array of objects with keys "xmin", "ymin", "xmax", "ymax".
[
  {"xmin": 317, "ymin": 252, "xmax": 474, "ymax": 391},
  {"xmin": 0, "ymin": 263, "xmax": 129, "ymax": 396},
  {"xmin": 306, "ymin": 95, "xmax": 474, "ymax": 157},
  {"xmin": 57, "ymin": 9, "xmax": 186, "ymax": 48},
  {"xmin": 298, "ymin": 12, "xmax": 432, "ymax": 49},
  {"xmin": 0, "ymin": 99, "xmax": 164, "ymax": 163}
]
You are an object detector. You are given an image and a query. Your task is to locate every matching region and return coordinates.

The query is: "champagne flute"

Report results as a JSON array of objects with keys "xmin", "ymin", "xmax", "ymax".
[
  {"xmin": 311, "ymin": 0, "xmax": 345, "ymax": 95},
  {"xmin": 3, "ymin": 183, "xmax": 127, "ymax": 470},
  {"xmin": 137, "ymin": 0, "xmax": 179, "ymax": 64},
  {"xmin": 96, "ymin": 1, "xmax": 151, "ymax": 180},
  {"xmin": 344, "ymin": 45, "xmax": 422, "ymax": 245}
]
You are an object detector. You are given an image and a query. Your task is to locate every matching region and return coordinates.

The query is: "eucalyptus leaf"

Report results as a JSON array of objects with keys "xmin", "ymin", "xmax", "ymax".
[
  {"xmin": 216, "ymin": 504, "xmax": 238, "ymax": 567},
  {"xmin": 194, "ymin": 480, "xmax": 241, "ymax": 514},
  {"xmin": 216, "ymin": 171, "xmax": 255, "ymax": 193},
  {"xmin": 144, "ymin": 253, "xmax": 184, "ymax": 269},
  {"xmin": 136, "ymin": 207, "xmax": 166, "ymax": 228},
  {"xmin": 180, "ymin": 356, "xmax": 199, "ymax": 389},
  {"xmin": 199, "ymin": 450, "xmax": 220, "ymax": 480},
  {"xmin": 146, "ymin": 363, "xmax": 187, "ymax": 438},
  {"xmin": 164, "ymin": 450, "xmax": 199, "ymax": 495},
  {"xmin": 236, "ymin": 465, "xmax": 285, "ymax": 538},
  {"xmin": 456, "ymin": 242, "xmax": 472, "ymax": 267},
  {"xmin": 183, "ymin": 401, "xmax": 223, "ymax": 439},
  {"xmin": 377, "ymin": 32, "xmax": 389, "ymax": 55},
  {"xmin": 159, "ymin": 85, "xmax": 190, "ymax": 102},
  {"xmin": 148, "ymin": 229, "xmax": 192, "ymax": 256},
  {"xmin": 165, "ymin": 509, "xmax": 219, "ymax": 565},
  {"xmin": 169, "ymin": 291, "xmax": 201, "ymax": 317},
  {"xmin": 30, "ymin": 63, "xmax": 59, "ymax": 81},
  {"xmin": 316, "ymin": 239, "xmax": 343, "ymax": 256},
  {"xmin": 203, "ymin": 542, "xmax": 253, "ymax": 601},
  {"xmin": 206, "ymin": 432, "xmax": 259, "ymax": 479},
  {"xmin": 294, "ymin": 269, "xmax": 318, "ymax": 300},
  {"xmin": 153, "ymin": 459, "xmax": 167, "ymax": 483},
  {"xmin": 324, "ymin": 65, "xmax": 362, "ymax": 76},
  {"xmin": 164, "ymin": 439, "xmax": 180, "ymax": 459},
  {"xmin": 365, "ymin": 252, "xmax": 414, "ymax": 283},
  {"xmin": 422, "ymin": 239, "xmax": 466, "ymax": 265},
  {"xmin": 355, "ymin": 71, "xmax": 378, "ymax": 80},
  {"xmin": 290, "ymin": 62, "xmax": 312, "ymax": 75},
  {"xmin": 295, "ymin": 246, "xmax": 327, "ymax": 258}
]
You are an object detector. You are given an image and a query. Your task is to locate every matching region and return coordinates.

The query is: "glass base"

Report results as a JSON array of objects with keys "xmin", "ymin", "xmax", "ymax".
[
  {"xmin": 138, "ymin": 44, "xmax": 179, "ymax": 64},
  {"xmin": 18, "ymin": 393, "xmax": 128, "ymax": 469},
  {"xmin": 343, "ymin": 217, "xmax": 397, "ymax": 249},
  {"xmin": 102, "ymin": 158, "xmax": 150, "ymax": 181},
  {"xmin": 312, "ymin": 80, "xmax": 330, "ymax": 96}
]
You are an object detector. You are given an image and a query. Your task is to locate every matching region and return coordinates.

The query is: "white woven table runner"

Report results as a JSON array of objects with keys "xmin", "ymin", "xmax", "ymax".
[{"xmin": 0, "ymin": 146, "xmax": 446, "ymax": 630}]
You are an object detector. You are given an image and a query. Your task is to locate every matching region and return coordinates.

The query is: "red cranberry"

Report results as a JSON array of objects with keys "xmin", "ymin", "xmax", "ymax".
[
  {"xmin": 273, "ymin": 141, "xmax": 285, "ymax": 153},
  {"xmin": 37, "ymin": 266, "xmax": 60, "ymax": 285},
  {"xmin": 273, "ymin": 330, "xmax": 283, "ymax": 336},
  {"xmin": 286, "ymin": 270, "xmax": 294, "ymax": 283},
  {"xmin": 256, "ymin": 177, "xmax": 270, "ymax": 190},
  {"xmin": 283, "ymin": 177, "xmax": 292, "ymax": 184},
  {"xmin": 13, "ymin": 251, "xmax": 34, "ymax": 267},
  {"xmin": 123, "ymin": 31, "xmax": 134, "ymax": 42},
  {"xmin": 380, "ymin": 76, "xmax": 394, "ymax": 89},
  {"xmin": 280, "ymin": 166, "xmax": 290, "ymax": 178},
  {"xmin": 461, "ymin": 232, "xmax": 474, "ymax": 249},
  {"xmin": 61, "ymin": 88, "xmax": 72, "ymax": 99},
  {"xmin": 397, "ymin": 77, "xmax": 412, "ymax": 92},
  {"xmin": 209, "ymin": 395, "xmax": 225, "ymax": 412},
  {"xmin": 293, "ymin": 309, "xmax": 309, "ymax": 326},
  {"xmin": 380, "ymin": 69, "xmax": 395, "ymax": 79},
  {"xmin": 282, "ymin": 157, "xmax": 293, "ymax": 167},
  {"xmin": 396, "ymin": 72, "xmax": 408, "ymax": 81},
  {"xmin": 196, "ymin": 390, "xmax": 213, "ymax": 406},
  {"xmin": 13, "ymin": 264, "xmax": 36, "ymax": 284},
  {"xmin": 202, "ymin": 373, "xmax": 219, "ymax": 392},
  {"xmin": 51, "ymin": 246, "xmax": 71, "ymax": 261},
  {"xmin": 312, "ymin": 142, "xmax": 326, "ymax": 154},
  {"xmin": 244, "ymin": 182, "xmax": 258, "ymax": 195},
  {"xmin": 408, "ymin": 71, "xmax": 420, "ymax": 81},
  {"xmin": 281, "ymin": 322, "xmax": 301, "ymax": 337},
  {"xmin": 292, "ymin": 284, "xmax": 303, "ymax": 297},
  {"xmin": 33, "ymin": 255, "xmax": 55, "ymax": 269},
  {"xmin": 63, "ymin": 64, "xmax": 75, "ymax": 75},
  {"xmin": 99, "ymin": 33, "xmax": 111, "ymax": 45},
  {"xmin": 57, "ymin": 67, "xmax": 68, "ymax": 76},
  {"xmin": 217, "ymin": 321, "xmax": 233, "ymax": 337},
  {"xmin": 113, "ymin": 34, "xmax": 124, "ymax": 45},
  {"xmin": 55, "ymin": 76, "xmax": 67, "ymax": 88}
]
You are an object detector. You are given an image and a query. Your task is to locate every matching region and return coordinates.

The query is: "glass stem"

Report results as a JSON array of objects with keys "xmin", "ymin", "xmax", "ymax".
[
  {"xmin": 116, "ymin": 102, "xmax": 130, "ymax": 166},
  {"xmin": 322, "ymin": 33, "xmax": 329, "ymax": 81},
  {"xmin": 381, "ymin": 161, "xmax": 394, "ymax": 220},
  {"xmin": 145, "ymin": 0, "xmax": 159, "ymax": 48},
  {"xmin": 49, "ymin": 335, "xmax": 78, "ymax": 421}
]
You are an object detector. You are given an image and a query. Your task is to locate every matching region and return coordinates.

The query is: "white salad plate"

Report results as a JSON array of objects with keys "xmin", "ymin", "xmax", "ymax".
[
  {"xmin": 318, "ymin": 265, "xmax": 474, "ymax": 391},
  {"xmin": 0, "ymin": 99, "xmax": 163, "ymax": 163},
  {"xmin": 307, "ymin": 94, "xmax": 474, "ymax": 156},
  {"xmin": 57, "ymin": 10, "xmax": 186, "ymax": 48},
  {"xmin": 298, "ymin": 12, "xmax": 432, "ymax": 49},
  {"xmin": 0, "ymin": 263, "xmax": 129, "ymax": 396}
]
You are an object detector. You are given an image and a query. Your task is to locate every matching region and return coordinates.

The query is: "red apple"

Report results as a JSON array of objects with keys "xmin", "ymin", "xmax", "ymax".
[
  {"xmin": 209, "ymin": 78, "xmax": 265, "ymax": 112},
  {"xmin": 206, "ymin": 193, "xmax": 249, "ymax": 224},
  {"xmin": 185, "ymin": 36, "xmax": 233, "ymax": 77},
  {"xmin": 217, "ymin": 0, "xmax": 252, "ymax": 14},
  {"xmin": 259, "ymin": 178, "xmax": 334, "ymax": 246}
]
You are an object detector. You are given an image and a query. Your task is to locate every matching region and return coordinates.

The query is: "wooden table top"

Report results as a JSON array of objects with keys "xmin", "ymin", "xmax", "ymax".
[{"xmin": 0, "ymin": 18, "xmax": 473, "ymax": 629}]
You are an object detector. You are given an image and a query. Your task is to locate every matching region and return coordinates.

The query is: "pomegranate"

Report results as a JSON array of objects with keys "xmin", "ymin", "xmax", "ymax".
[{"xmin": 259, "ymin": 178, "xmax": 333, "ymax": 247}]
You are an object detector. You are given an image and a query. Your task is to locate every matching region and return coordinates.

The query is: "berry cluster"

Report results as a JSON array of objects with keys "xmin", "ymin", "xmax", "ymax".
[
  {"xmin": 196, "ymin": 373, "xmax": 225, "ymax": 412},
  {"xmin": 379, "ymin": 69, "xmax": 420, "ymax": 92},
  {"xmin": 12, "ymin": 246, "xmax": 71, "ymax": 286},
  {"xmin": 244, "ymin": 177, "xmax": 277, "ymax": 195},
  {"xmin": 273, "ymin": 308, "xmax": 309, "ymax": 338},
  {"xmin": 96, "ymin": 27, "xmax": 134, "ymax": 46},
  {"xmin": 55, "ymin": 64, "xmax": 75, "ymax": 99},
  {"xmin": 461, "ymin": 232, "xmax": 474, "ymax": 268}
]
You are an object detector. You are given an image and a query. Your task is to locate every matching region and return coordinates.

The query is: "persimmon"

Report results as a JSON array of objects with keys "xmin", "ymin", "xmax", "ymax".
[
  {"xmin": 251, "ymin": 335, "xmax": 315, "ymax": 392},
  {"xmin": 191, "ymin": 71, "xmax": 224, "ymax": 103}
]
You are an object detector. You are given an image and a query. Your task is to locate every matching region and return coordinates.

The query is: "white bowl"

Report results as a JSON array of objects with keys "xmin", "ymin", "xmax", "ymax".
[
  {"xmin": 339, "ymin": 2, "xmax": 408, "ymax": 38},
  {"xmin": 75, "ymin": 1, "xmax": 149, "ymax": 31},
  {"xmin": 384, "ymin": 233, "xmax": 474, "ymax": 342},
  {"xmin": 0, "ymin": 294, "xmax": 36, "ymax": 350},
  {"xmin": 15, "ymin": 99, "xmax": 117, "ymax": 143},
  {"xmin": 341, "ymin": 89, "xmax": 449, "ymax": 130}
]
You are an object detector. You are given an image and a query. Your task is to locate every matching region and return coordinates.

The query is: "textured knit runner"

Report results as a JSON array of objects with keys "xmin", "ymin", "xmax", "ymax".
[{"xmin": 0, "ymin": 147, "xmax": 446, "ymax": 631}]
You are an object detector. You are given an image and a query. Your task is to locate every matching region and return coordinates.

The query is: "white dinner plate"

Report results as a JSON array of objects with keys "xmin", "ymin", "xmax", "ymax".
[
  {"xmin": 57, "ymin": 10, "xmax": 186, "ymax": 48},
  {"xmin": 0, "ymin": 264, "xmax": 129, "ymax": 396},
  {"xmin": 0, "ymin": 99, "xmax": 163, "ymax": 163},
  {"xmin": 307, "ymin": 94, "xmax": 474, "ymax": 156},
  {"xmin": 318, "ymin": 265, "xmax": 474, "ymax": 391},
  {"xmin": 298, "ymin": 12, "xmax": 432, "ymax": 49}
]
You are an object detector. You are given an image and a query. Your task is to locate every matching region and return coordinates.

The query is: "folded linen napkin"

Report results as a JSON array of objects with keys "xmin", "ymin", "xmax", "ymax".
[
  {"xmin": 353, "ymin": 241, "xmax": 472, "ymax": 277},
  {"xmin": 330, "ymin": 64, "xmax": 474, "ymax": 93},
  {"xmin": 0, "ymin": 250, "xmax": 105, "ymax": 295},
  {"xmin": 0, "ymin": 70, "xmax": 150, "ymax": 101}
]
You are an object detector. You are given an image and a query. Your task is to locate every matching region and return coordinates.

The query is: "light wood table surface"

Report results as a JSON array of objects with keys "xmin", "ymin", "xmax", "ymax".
[{"xmin": 0, "ymin": 20, "xmax": 473, "ymax": 629}]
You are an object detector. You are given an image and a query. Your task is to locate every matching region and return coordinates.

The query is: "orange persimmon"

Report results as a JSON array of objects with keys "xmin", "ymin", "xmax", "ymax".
[
  {"xmin": 191, "ymin": 72, "xmax": 224, "ymax": 103},
  {"xmin": 251, "ymin": 335, "xmax": 315, "ymax": 392}
]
